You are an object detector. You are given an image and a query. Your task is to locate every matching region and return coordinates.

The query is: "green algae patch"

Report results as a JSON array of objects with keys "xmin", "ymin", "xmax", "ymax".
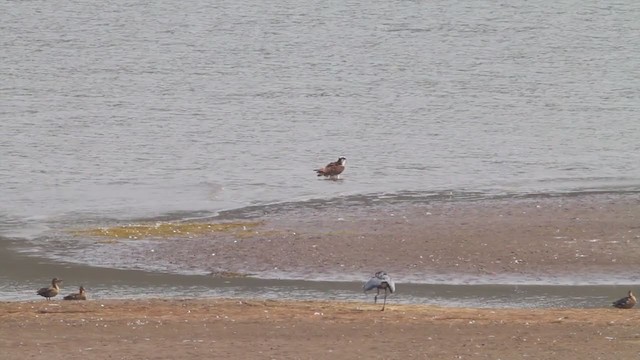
[{"xmin": 73, "ymin": 221, "xmax": 263, "ymax": 240}]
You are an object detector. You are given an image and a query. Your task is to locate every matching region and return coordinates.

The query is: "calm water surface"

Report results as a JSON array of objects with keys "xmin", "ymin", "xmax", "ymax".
[{"xmin": 1, "ymin": 0, "xmax": 640, "ymax": 305}]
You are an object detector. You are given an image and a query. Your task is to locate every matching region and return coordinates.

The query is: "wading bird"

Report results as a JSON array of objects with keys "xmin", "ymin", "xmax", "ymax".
[
  {"xmin": 363, "ymin": 271, "xmax": 395, "ymax": 311},
  {"xmin": 37, "ymin": 278, "xmax": 62, "ymax": 301},
  {"xmin": 315, "ymin": 156, "xmax": 346, "ymax": 178},
  {"xmin": 63, "ymin": 285, "xmax": 87, "ymax": 301},
  {"xmin": 613, "ymin": 290, "xmax": 636, "ymax": 309}
]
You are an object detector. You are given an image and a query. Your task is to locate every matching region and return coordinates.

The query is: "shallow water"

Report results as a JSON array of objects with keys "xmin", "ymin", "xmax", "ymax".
[
  {"xmin": 2, "ymin": 0, "xmax": 640, "ymax": 238},
  {"xmin": 1, "ymin": 235, "xmax": 636, "ymax": 308},
  {"xmin": 2, "ymin": 0, "xmax": 640, "ymax": 304}
]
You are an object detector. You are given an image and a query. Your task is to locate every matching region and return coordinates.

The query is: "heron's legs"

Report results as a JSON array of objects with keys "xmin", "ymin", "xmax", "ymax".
[
  {"xmin": 381, "ymin": 288, "xmax": 388, "ymax": 311},
  {"xmin": 374, "ymin": 288, "xmax": 380, "ymax": 304}
]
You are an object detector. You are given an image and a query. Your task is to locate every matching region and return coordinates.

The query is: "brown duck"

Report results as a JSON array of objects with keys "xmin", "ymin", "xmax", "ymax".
[
  {"xmin": 315, "ymin": 156, "xmax": 346, "ymax": 178},
  {"xmin": 612, "ymin": 290, "xmax": 636, "ymax": 309},
  {"xmin": 37, "ymin": 278, "xmax": 62, "ymax": 300},
  {"xmin": 63, "ymin": 285, "xmax": 87, "ymax": 301}
]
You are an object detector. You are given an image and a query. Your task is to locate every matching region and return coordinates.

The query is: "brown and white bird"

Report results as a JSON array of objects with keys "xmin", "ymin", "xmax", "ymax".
[
  {"xmin": 612, "ymin": 290, "xmax": 637, "ymax": 309},
  {"xmin": 37, "ymin": 278, "xmax": 62, "ymax": 301},
  {"xmin": 63, "ymin": 285, "xmax": 87, "ymax": 301},
  {"xmin": 314, "ymin": 156, "xmax": 346, "ymax": 178}
]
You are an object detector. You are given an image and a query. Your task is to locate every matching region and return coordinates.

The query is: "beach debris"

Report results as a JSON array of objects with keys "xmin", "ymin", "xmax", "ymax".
[
  {"xmin": 612, "ymin": 290, "xmax": 636, "ymax": 309},
  {"xmin": 363, "ymin": 271, "xmax": 395, "ymax": 311},
  {"xmin": 37, "ymin": 278, "xmax": 62, "ymax": 301},
  {"xmin": 63, "ymin": 285, "xmax": 87, "ymax": 300}
]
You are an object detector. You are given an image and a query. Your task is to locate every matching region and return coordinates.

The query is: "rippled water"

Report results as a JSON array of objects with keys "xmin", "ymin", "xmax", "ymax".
[
  {"xmin": 3, "ymin": 0, "xmax": 640, "ymax": 234},
  {"xmin": 2, "ymin": 0, "xmax": 640, "ymax": 304}
]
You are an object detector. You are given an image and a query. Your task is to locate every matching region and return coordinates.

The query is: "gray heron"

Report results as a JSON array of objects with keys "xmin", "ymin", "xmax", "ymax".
[
  {"xmin": 363, "ymin": 271, "xmax": 395, "ymax": 311},
  {"xmin": 37, "ymin": 278, "xmax": 62, "ymax": 300}
]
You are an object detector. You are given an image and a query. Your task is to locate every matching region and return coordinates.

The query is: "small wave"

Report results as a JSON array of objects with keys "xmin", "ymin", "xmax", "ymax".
[{"xmin": 209, "ymin": 187, "xmax": 640, "ymax": 221}]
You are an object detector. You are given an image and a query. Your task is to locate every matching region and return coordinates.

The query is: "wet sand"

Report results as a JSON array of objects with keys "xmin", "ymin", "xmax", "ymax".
[
  {"xmin": 131, "ymin": 193, "xmax": 640, "ymax": 283},
  {"xmin": 2, "ymin": 299, "xmax": 640, "ymax": 359}
]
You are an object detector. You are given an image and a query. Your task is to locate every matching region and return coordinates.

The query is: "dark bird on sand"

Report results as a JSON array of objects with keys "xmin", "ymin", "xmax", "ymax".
[
  {"xmin": 37, "ymin": 278, "xmax": 62, "ymax": 300},
  {"xmin": 315, "ymin": 156, "xmax": 346, "ymax": 178},
  {"xmin": 613, "ymin": 290, "xmax": 637, "ymax": 309},
  {"xmin": 363, "ymin": 271, "xmax": 395, "ymax": 311},
  {"xmin": 63, "ymin": 285, "xmax": 87, "ymax": 301}
]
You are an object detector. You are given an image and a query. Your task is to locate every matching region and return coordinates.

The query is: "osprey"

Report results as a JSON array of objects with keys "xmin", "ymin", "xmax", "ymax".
[{"xmin": 315, "ymin": 156, "xmax": 346, "ymax": 178}]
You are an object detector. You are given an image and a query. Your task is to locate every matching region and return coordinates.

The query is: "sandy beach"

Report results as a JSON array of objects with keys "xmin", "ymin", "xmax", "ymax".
[
  {"xmin": 2, "ymin": 299, "xmax": 640, "ymax": 359},
  {"xmin": 4, "ymin": 193, "xmax": 640, "ymax": 359}
]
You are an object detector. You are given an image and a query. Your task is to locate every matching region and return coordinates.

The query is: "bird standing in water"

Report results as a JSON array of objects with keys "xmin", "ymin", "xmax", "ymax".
[
  {"xmin": 363, "ymin": 271, "xmax": 395, "ymax": 311},
  {"xmin": 37, "ymin": 278, "xmax": 62, "ymax": 301},
  {"xmin": 314, "ymin": 156, "xmax": 346, "ymax": 179},
  {"xmin": 612, "ymin": 290, "xmax": 636, "ymax": 309}
]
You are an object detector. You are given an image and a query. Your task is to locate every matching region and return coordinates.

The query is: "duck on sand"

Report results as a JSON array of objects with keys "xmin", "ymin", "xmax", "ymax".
[
  {"xmin": 63, "ymin": 285, "xmax": 87, "ymax": 301},
  {"xmin": 37, "ymin": 278, "xmax": 62, "ymax": 300},
  {"xmin": 612, "ymin": 290, "xmax": 636, "ymax": 309}
]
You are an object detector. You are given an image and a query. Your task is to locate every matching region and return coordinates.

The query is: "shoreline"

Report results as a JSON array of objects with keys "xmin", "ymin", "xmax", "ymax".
[
  {"xmin": 3, "ymin": 194, "xmax": 640, "ymax": 357},
  {"xmin": 2, "ymin": 298, "xmax": 639, "ymax": 359},
  {"xmin": 1, "ymin": 192, "xmax": 640, "ymax": 306}
]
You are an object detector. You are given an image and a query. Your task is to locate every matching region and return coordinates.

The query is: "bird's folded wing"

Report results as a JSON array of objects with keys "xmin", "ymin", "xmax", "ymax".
[{"xmin": 363, "ymin": 277, "xmax": 382, "ymax": 292}]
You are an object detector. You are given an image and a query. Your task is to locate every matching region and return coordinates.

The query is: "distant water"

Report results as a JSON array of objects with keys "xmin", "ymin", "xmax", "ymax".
[{"xmin": 2, "ymin": 1, "xmax": 639, "ymax": 260}]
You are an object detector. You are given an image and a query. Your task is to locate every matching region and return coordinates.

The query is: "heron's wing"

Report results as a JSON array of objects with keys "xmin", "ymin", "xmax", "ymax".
[
  {"xmin": 363, "ymin": 277, "xmax": 382, "ymax": 292},
  {"xmin": 378, "ymin": 274, "xmax": 395, "ymax": 293},
  {"xmin": 386, "ymin": 278, "xmax": 396, "ymax": 293}
]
